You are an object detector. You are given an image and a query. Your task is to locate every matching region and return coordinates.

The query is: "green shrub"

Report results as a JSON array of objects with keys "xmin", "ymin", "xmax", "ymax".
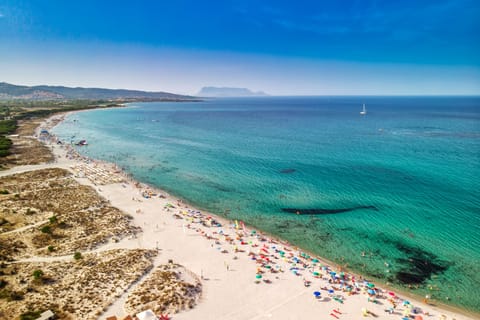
[
  {"xmin": 0, "ymin": 136, "xmax": 12, "ymax": 157},
  {"xmin": 0, "ymin": 120, "xmax": 17, "ymax": 134},
  {"xmin": 20, "ymin": 310, "xmax": 42, "ymax": 320},
  {"xmin": 32, "ymin": 269, "xmax": 44, "ymax": 280},
  {"xmin": 40, "ymin": 226, "xmax": 51, "ymax": 234},
  {"xmin": 49, "ymin": 215, "xmax": 57, "ymax": 224},
  {"xmin": 73, "ymin": 252, "xmax": 82, "ymax": 260},
  {"xmin": 47, "ymin": 245, "xmax": 55, "ymax": 252},
  {"xmin": 0, "ymin": 189, "xmax": 9, "ymax": 195}
]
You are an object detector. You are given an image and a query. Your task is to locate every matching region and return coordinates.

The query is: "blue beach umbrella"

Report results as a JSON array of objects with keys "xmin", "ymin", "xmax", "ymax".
[
  {"xmin": 313, "ymin": 291, "xmax": 321, "ymax": 298},
  {"xmin": 328, "ymin": 289, "xmax": 334, "ymax": 295},
  {"xmin": 368, "ymin": 289, "xmax": 375, "ymax": 295}
]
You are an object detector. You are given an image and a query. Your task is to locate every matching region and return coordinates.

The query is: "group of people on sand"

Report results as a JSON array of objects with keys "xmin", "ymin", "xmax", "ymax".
[{"xmin": 162, "ymin": 206, "xmax": 441, "ymax": 319}]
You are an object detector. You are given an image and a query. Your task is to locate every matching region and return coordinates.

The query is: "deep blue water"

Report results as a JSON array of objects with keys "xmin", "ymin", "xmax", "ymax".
[{"xmin": 52, "ymin": 96, "xmax": 480, "ymax": 311}]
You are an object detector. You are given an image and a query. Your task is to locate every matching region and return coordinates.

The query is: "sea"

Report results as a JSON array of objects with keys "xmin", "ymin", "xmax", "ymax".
[{"xmin": 52, "ymin": 96, "xmax": 480, "ymax": 312}]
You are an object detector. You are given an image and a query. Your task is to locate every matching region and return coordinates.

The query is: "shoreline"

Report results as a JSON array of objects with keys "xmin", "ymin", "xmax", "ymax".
[{"xmin": 31, "ymin": 110, "xmax": 478, "ymax": 319}]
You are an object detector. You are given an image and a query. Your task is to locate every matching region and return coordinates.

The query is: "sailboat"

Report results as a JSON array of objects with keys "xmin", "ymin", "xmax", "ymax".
[{"xmin": 360, "ymin": 103, "xmax": 367, "ymax": 115}]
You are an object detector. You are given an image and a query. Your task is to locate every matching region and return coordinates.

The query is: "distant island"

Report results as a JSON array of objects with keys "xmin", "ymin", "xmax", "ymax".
[
  {"xmin": 0, "ymin": 82, "xmax": 196, "ymax": 101},
  {"xmin": 197, "ymin": 86, "xmax": 267, "ymax": 97}
]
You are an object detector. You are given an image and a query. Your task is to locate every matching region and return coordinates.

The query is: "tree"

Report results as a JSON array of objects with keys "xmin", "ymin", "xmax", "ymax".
[{"xmin": 73, "ymin": 252, "xmax": 82, "ymax": 260}]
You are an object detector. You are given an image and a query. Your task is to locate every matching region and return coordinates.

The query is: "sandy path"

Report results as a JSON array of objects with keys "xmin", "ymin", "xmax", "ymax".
[{"xmin": 2, "ymin": 219, "xmax": 49, "ymax": 235}]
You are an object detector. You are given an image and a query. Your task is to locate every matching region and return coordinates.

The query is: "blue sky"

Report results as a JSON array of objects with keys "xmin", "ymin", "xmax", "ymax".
[{"xmin": 0, "ymin": 0, "xmax": 479, "ymax": 95}]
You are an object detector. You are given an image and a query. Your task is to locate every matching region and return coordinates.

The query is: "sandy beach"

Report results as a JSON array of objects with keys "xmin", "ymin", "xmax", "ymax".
[{"xmin": 0, "ymin": 112, "xmax": 476, "ymax": 320}]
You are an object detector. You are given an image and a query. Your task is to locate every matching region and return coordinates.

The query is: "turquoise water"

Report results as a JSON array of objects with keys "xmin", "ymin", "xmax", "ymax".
[{"xmin": 52, "ymin": 97, "xmax": 480, "ymax": 311}]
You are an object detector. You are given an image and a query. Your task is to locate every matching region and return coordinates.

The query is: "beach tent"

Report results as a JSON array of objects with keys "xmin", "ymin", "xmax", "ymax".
[{"xmin": 136, "ymin": 309, "xmax": 158, "ymax": 320}]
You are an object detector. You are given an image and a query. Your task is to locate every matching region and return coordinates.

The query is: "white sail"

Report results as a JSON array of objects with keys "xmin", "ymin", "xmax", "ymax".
[{"xmin": 360, "ymin": 103, "xmax": 367, "ymax": 115}]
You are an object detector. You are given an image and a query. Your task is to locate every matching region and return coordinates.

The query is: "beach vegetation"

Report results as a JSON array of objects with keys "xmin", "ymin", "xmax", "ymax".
[
  {"xmin": 0, "ymin": 119, "xmax": 17, "ymax": 135},
  {"xmin": 47, "ymin": 245, "xmax": 55, "ymax": 252},
  {"xmin": 20, "ymin": 310, "xmax": 43, "ymax": 320},
  {"xmin": 40, "ymin": 225, "xmax": 52, "ymax": 234},
  {"xmin": 25, "ymin": 208, "xmax": 36, "ymax": 215},
  {"xmin": 0, "ymin": 279, "xmax": 7, "ymax": 289},
  {"xmin": 49, "ymin": 215, "xmax": 57, "ymax": 224},
  {"xmin": 32, "ymin": 269, "xmax": 44, "ymax": 280},
  {"xmin": 0, "ymin": 136, "xmax": 12, "ymax": 157},
  {"xmin": 74, "ymin": 251, "xmax": 82, "ymax": 260},
  {"xmin": 0, "ymin": 189, "xmax": 9, "ymax": 194}
]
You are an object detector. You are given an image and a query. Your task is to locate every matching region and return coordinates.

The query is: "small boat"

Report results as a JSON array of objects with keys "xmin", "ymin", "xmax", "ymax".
[
  {"xmin": 360, "ymin": 103, "xmax": 367, "ymax": 115},
  {"xmin": 75, "ymin": 139, "xmax": 88, "ymax": 146}
]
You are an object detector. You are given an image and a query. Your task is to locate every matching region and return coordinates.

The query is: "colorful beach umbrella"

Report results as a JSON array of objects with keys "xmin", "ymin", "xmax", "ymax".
[
  {"xmin": 367, "ymin": 289, "xmax": 375, "ymax": 295},
  {"xmin": 367, "ymin": 283, "xmax": 375, "ymax": 288},
  {"xmin": 313, "ymin": 291, "xmax": 321, "ymax": 297},
  {"xmin": 256, "ymin": 274, "xmax": 262, "ymax": 279}
]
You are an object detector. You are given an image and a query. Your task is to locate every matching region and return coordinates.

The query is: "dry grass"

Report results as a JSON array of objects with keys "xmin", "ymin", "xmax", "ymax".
[
  {"xmin": 0, "ymin": 249, "xmax": 157, "ymax": 320},
  {"xmin": 0, "ymin": 118, "xmax": 54, "ymax": 169},
  {"xmin": 125, "ymin": 263, "xmax": 202, "ymax": 315},
  {"xmin": 0, "ymin": 168, "xmax": 140, "ymax": 260}
]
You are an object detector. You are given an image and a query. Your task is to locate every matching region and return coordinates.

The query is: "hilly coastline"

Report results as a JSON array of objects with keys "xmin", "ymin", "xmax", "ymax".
[{"xmin": 0, "ymin": 82, "xmax": 196, "ymax": 101}]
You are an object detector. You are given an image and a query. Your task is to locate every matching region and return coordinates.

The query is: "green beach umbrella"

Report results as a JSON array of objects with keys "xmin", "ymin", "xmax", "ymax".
[
  {"xmin": 256, "ymin": 274, "xmax": 262, "ymax": 279},
  {"xmin": 367, "ymin": 283, "xmax": 375, "ymax": 288}
]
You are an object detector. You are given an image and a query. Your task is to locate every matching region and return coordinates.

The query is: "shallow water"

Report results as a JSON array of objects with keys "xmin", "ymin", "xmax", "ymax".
[{"xmin": 53, "ymin": 96, "xmax": 480, "ymax": 311}]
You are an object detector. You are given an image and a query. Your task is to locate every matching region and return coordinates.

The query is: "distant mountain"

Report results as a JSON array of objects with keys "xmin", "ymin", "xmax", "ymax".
[
  {"xmin": 198, "ymin": 86, "xmax": 267, "ymax": 97},
  {"xmin": 0, "ymin": 82, "xmax": 195, "ymax": 101}
]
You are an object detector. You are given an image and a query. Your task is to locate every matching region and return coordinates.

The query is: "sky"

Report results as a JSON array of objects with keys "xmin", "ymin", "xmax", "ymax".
[{"xmin": 0, "ymin": 0, "xmax": 479, "ymax": 95}]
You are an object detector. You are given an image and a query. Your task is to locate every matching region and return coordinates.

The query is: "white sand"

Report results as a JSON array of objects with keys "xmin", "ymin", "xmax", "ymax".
[{"xmin": 21, "ymin": 113, "xmax": 475, "ymax": 320}]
